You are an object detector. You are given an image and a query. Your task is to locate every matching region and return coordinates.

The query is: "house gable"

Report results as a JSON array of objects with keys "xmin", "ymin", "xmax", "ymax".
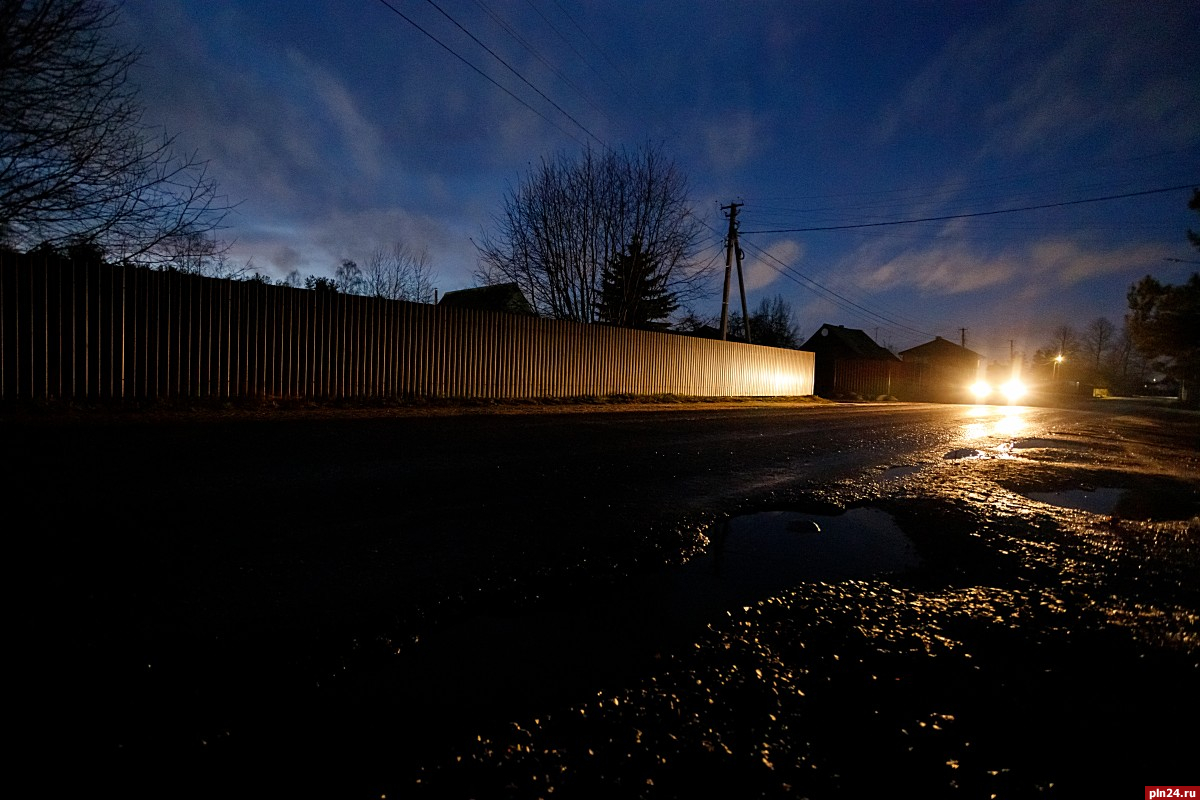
[
  {"xmin": 800, "ymin": 323, "xmax": 899, "ymax": 362},
  {"xmin": 799, "ymin": 323, "xmax": 899, "ymax": 399},
  {"xmin": 438, "ymin": 283, "xmax": 536, "ymax": 316},
  {"xmin": 899, "ymin": 336, "xmax": 983, "ymax": 368}
]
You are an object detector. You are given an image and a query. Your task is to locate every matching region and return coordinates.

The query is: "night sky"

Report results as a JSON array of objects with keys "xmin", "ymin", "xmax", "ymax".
[{"xmin": 115, "ymin": 0, "xmax": 1200, "ymax": 363}]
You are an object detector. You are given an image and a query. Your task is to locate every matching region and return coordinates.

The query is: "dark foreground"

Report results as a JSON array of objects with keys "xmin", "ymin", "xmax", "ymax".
[{"xmin": 8, "ymin": 398, "xmax": 1199, "ymax": 797}]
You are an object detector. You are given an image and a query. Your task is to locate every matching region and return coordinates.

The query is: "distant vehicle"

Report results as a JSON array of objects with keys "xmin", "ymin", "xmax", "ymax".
[
  {"xmin": 970, "ymin": 378, "xmax": 1028, "ymax": 405},
  {"xmin": 1139, "ymin": 378, "xmax": 1180, "ymax": 397}
]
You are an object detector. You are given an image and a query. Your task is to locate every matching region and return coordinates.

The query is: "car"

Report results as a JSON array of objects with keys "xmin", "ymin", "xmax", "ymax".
[{"xmin": 970, "ymin": 377, "xmax": 1028, "ymax": 405}]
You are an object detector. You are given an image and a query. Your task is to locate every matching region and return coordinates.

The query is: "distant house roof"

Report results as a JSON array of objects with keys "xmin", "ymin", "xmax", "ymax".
[
  {"xmin": 438, "ymin": 283, "xmax": 536, "ymax": 316},
  {"xmin": 677, "ymin": 324, "xmax": 724, "ymax": 340},
  {"xmin": 680, "ymin": 323, "xmax": 752, "ymax": 342},
  {"xmin": 799, "ymin": 324, "xmax": 899, "ymax": 361},
  {"xmin": 899, "ymin": 336, "xmax": 983, "ymax": 365}
]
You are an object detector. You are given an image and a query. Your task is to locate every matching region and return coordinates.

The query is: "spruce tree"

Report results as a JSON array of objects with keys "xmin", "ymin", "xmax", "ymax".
[{"xmin": 596, "ymin": 235, "xmax": 678, "ymax": 329}]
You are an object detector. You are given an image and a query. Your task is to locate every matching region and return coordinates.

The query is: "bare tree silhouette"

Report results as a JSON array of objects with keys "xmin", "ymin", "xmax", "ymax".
[
  {"xmin": 1, "ymin": 0, "xmax": 230, "ymax": 259},
  {"xmin": 474, "ymin": 142, "xmax": 709, "ymax": 322}
]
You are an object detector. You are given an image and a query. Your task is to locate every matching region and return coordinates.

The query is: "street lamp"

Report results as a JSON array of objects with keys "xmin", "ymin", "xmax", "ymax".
[{"xmin": 1053, "ymin": 354, "xmax": 1064, "ymax": 381}]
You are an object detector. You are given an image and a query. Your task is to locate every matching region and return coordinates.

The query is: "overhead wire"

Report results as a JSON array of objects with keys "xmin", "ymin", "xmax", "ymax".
[
  {"xmin": 376, "ymin": 3, "xmax": 1191, "ymax": 346},
  {"xmin": 734, "ymin": 179, "xmax": 1197, "ymax": 334},
  {"xmin": 747, "ymin": 143, "xmax": 1200, "ymax": 208},
  {"xmin": 421, "ymin": 0, "xmax": 608, "ymax": 150},
  {"xmin": 740, "ymin": 183, "xmax": 1198, "ymax": 234},
  {"xmin": 524, "ymin": 0, "xmax": 620, "ymax": 97},
  {"xmin": 689, "ymin": 208, "xmax": 940, "ymax": 342},
  {"xmin": 371, "ymin": 0, "xmax": 593, "ymax": 149},
  {"xmin": 731, "ymin": 169, "xmax": 1199, "ymax": 346},
  {"xmin": 548, "ymin": 0, "xmax": 631, "ymax": 86},
  {"xmin": 471, "ymin": 0, "xmax": 613, "ymax": 124},
  {"xmin": 739, "ymin": 237, "xmax": 940, "ymax": 341},
  {"xmin": 694, "ymin": 239, "xmax": 727, "ymax": 278},
  {"xmin": 748, "ymin": 180, "xmax": 1188, "ymax": 229}
]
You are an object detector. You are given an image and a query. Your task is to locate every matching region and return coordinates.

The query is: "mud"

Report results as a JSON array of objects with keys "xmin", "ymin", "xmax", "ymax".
[
  {"xmin": 11, "ymin": 399, "xmax": 1198, "ymax": 797},
  {"xmin": 401, "ymin": 407, "xmax": 1198, "ymax": 799}
]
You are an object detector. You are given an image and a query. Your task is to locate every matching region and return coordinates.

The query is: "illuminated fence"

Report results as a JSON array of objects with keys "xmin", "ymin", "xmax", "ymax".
[{"xmin": 1, "ymin": 256, "xmax": 814, "ymax": 402}]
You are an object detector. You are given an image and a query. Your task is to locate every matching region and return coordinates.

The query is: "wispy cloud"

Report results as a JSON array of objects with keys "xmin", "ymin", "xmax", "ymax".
[
  {"xmin": 1026, "ymin": 239, "xmax": 1167, "ymax": 285},
  {"xmin": 286, "ymin": 51, "xmax": 385, "ymax": 182},
  {"xmin": 703, "ymin": 111, "xmax": 767, "ymax": 173},
  {"xmin": 743, "ymin": 239, "xmax": 804, "ymax": 292},
  {"xmin": 878, "ymin": 0, "xmax": 1200, "ymax": 157},
  {"xmin": 848, "ymin": 236, "xmax": 1169, "ymax": 300},
  {"xmin": 855, "ymin": 244, "xmax": 1018, "ymax": 295},
  {"xmin": 110, "ymin": 0, "xmax": 1196, "ymax": 334}
]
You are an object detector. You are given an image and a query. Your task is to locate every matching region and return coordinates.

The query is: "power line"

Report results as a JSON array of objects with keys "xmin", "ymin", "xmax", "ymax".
[
  {"xmin": 421, "ymin": 0, "xmax": 608, "ymax": 149},
  {"xmin": 747, "ymin": 143, "xmax": 1200, "ymax": 207},
  {"xmin": 696, "ymin": 239, "xmax": 727, "ymax": 274},
  {"xmin": 691, "ymin": 207, "xmax": 940, "ymax": 340},
  {"xmin": 739, "ymin": 183, "xmax": 1199, "ymax": 234},
  {"xmin": 471, "ymin": 0, "xmax": 613, "ymax": 124},
  {"xmin": 372, "ymin": 0, "xmax": 589, "ymax": 148},
  {"xmin": 549, "ymin": 0, "xmax": 631, "ymax": 86},
  {"xmin": 749, "ymin": 173, "xmax": 1186, "ymax": 222},
  {"xmin": 740, "ymin": 237, "xmax": 939, "ymax": 340},
  {"xmin": 524, "ymin": 0, "xmax": 619, "ymax": 97}
]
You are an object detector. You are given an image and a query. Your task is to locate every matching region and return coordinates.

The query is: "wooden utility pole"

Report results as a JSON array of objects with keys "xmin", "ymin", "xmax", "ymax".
[
  {"xmin": 720, "ymin": 202, "xmax": 750, "ymax": 342},
  {"xmin": 960, "ymin": 327, "xmax": 967, "ymax": 348}
]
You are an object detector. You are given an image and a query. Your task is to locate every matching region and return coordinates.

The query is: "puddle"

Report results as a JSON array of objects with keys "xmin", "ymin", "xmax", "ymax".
[
  {"xmin": 1011, "ymin": 437, "xmax": 1086, "ymax": 450},
  {"xmin": 685, "ymin": 508, "xmax": 921, "ymax": 600},
  {"xmin": 1024, "ymin": 487, "xmax": 1124, "ymax": 515},
  {"xmin": 871, "ymin": 464, "xmax": 923, "ymax": 481},
  {"xmin": 383, "ymin": 507, "xmax": 921, "ymax": 726},
  {"xmin": 943, "ymin": 448, "xmax": 988, "ymax": 460}
]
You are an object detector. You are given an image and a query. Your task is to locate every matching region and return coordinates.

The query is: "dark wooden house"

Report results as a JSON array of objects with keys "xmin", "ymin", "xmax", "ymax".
[
  {"xmin": 799, "ymin": 323, "xmax": 900, "ymax": 399},
  {"xmin": 438, "ymin": 283, "xmax": 536, "ymax": 316},
  {"xmin": 897, "ymin": 336, "xmax": 984, "ymax": 402}
]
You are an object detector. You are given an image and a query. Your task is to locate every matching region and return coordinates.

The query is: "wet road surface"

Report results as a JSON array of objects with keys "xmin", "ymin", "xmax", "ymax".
[{"xmin": 7, "ymin": 398, "xmax": 1199, "ymax": 797}]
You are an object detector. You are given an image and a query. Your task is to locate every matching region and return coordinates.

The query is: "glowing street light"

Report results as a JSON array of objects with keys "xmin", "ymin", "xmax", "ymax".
[{"xmin": 1053, "ymin": 354, "xmax": 1064, "ymax": 380}]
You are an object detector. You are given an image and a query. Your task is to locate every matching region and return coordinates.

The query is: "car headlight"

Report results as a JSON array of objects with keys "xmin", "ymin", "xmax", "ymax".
[{"xmin": 1000, "ymin": 379, "xmax": 1027, "ymax": 402}]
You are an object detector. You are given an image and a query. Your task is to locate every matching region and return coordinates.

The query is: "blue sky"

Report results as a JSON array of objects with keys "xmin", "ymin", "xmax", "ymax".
[{"xmin": 115, "ymin": 0, "xmax": 1200, "ymax": 364}]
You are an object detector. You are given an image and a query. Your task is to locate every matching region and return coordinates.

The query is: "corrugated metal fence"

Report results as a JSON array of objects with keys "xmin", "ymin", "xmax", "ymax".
[{"xmin": 1, "ymin": 256, "xmax": 814, "ymax": 402}]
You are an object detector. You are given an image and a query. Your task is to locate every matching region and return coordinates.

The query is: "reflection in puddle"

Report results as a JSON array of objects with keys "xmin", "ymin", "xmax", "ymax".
[
  {"xmin": 944, "ymin": 448, "xmax": 988, "ymax": 460},
  {"xmin": 963, "ymin": 408, "xmax": 1028, "ymax": 440},
  {"xmin": 871, "ymin": 464, "xmax": 923, "ymax": 482},
  {"xmin": 963, "ymin": 422, "xmax": 989, "ymax": 440},
  {"xmin": 388, "ymin": 507, "xmax": 920, "ymax": 721},
  {"xmin": 684, "ymin": 509, "xmax": 921, "ymax": 603},
  {"xmin": 993, "ymin": 413, "xmax": 1027, "ymax": 438},
  {"xmin": 1025, "ymin": 487, "xmax": 1124, "ymax": 515},
  {"xmin": 1012, "ymin": 437, "xmax": 1083, "ymax": 450}
]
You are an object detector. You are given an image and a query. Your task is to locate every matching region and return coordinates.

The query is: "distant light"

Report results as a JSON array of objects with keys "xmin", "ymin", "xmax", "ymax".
[
  {"xmin": 970, "ymin": 380, "xmax": 991, "ymax": 401},
  {"xmin": 1000, "ymin": 378, "xmax": 1027, "ymax": 403},
  {"xmin": 1054, "ymin": 355, "xmax": 1064, "ymax": 364}
]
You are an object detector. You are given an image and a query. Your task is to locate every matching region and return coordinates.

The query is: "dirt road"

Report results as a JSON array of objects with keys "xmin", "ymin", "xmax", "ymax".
[{"xmin": 7, "ymin": 397, "xmax": 1198, "ymax": 797}]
